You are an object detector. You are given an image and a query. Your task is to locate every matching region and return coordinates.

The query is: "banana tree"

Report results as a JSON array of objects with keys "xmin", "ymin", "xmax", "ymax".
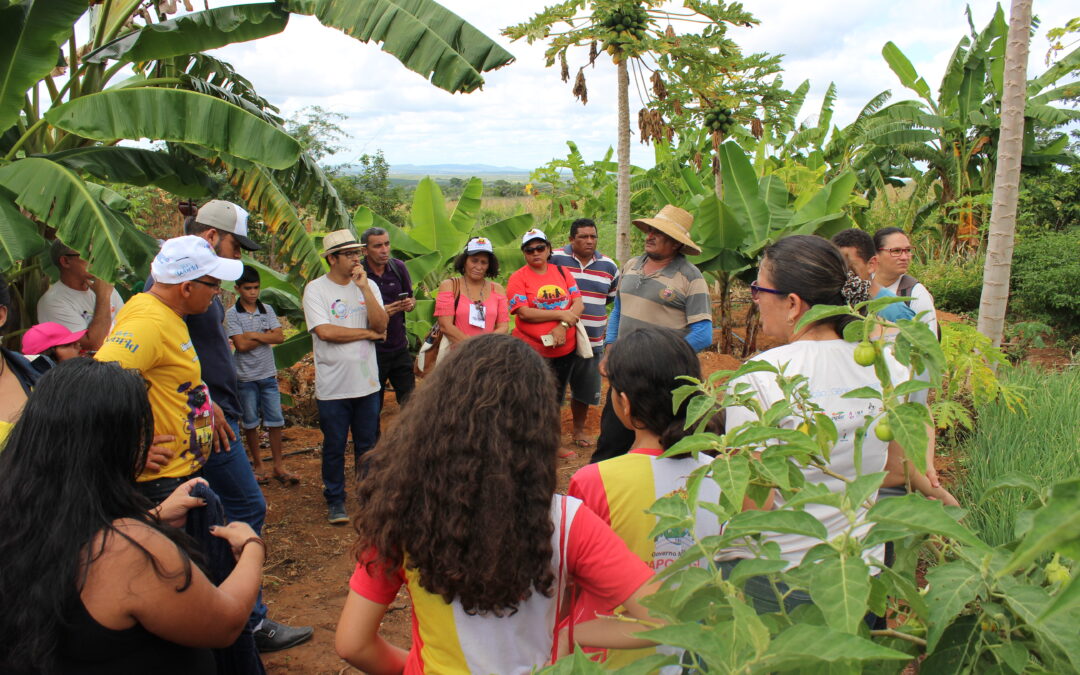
[
  {"xmin": 869, "ymin": 4, "xmax": 1079, "ymax": 248},
  {"xmin": 0, "ymin": 0, "xmax": 513, "ymax": 331}
]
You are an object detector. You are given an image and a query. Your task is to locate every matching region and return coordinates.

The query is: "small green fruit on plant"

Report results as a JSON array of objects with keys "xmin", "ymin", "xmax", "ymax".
[
  {"xmin": 853, "ymin": 341, "xmax": 876, "ymax": 366},
  {"xmin": 874, "ymin": 420, "xmax": 894, "ymax": 442}
]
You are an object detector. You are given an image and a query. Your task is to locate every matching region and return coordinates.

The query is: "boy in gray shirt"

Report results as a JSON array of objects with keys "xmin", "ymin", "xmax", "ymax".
[{"xmin": 226, "ymin": 265, "xmax": 296, "ymax": 485}]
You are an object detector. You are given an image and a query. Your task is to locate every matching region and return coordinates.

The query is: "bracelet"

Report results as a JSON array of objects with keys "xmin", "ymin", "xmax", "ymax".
[
  {"xmin": 240, "ymin": 536, "xmax": 266, "ymax": 554},
  {"xmin": 559, "ymin": 320, "xmax": 570, "ymax": 329}
]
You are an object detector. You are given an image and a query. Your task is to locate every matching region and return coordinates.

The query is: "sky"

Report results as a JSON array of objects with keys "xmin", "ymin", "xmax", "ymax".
[{"xmin": 208, "ymin": 0, "xmax": 1078, "ymax": 172}]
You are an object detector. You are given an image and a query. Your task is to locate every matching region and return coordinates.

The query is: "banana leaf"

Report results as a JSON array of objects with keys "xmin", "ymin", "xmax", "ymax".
[
  {"xmin": 41, "ymin": 146, "xmax": 217, "ymax": 198},
  {"xmin": 0, "ymin": 0, "xmax": 87, "ymax": 130},
  {"xmin": 477, "ymin": 213, "xmax": 534, "ymax": 247},
  {"xmin": 44, "ymin": 88, "xmax": 300, "ymax": 170},
  {"xmin": 449, "ymin": 177, "xmax": 483, "ymax": 233},
  {"xmin": 0, "ymin": 193, "xmax": 48, "ymax": 271},
  {"xmin": 272, "ymin": 330, "xmax": 313, "ymax": 371},
  {"xmin": 282, "ymin": 0, "xmax": 515, "ymax": 94},
  {"xmin": 85, "ymin": 3, "xmax": 288, "ymax": 64},
  {"xmin": 719, "ymin": 141, "xmax": 772, "ymax": 244}
]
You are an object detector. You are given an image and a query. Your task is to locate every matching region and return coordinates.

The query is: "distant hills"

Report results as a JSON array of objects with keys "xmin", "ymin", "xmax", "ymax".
[{"xmin": 389, "ymin": 163, "xmax": 530, "ymax": 177}]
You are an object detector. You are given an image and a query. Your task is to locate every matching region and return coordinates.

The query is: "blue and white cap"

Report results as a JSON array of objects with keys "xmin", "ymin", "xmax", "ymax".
[
  {"xmin": 465, "ymin": 237, "xmax": 494, "ymax": 254},
  {"xmin": 520, "ymin": 228, "xmax": 548, "ymax": 248},
  {"xmin": 151, "ymin": 235, "xmax": 243, "ymax": 284}
]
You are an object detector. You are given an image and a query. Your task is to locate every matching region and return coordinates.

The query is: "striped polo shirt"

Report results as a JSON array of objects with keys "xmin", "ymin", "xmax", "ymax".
[
  {"xmin": 550, "ymin": 246, "xmax": 619, "ymax": 349},
  {"xmin": 616, "ymin": 254, "xmax": 711, "ymax": 339}
]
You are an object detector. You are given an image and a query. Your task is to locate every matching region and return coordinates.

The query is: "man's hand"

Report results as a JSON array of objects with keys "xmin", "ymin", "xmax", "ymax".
[
  {"xmin": 598, "ymin": 351, "xmax": 609, "ymax": 378},
  {"xmin": 89, "ymin": 275, "xmax": 114, "ymax": 299},
  {"xmin": 351, "ymin": 263, "xmax": 368, "ymax": 288},
  {"xmin": 146, "ymin": 434, "xmax": 176, "ymax": 473},
  {"xmin": 155, "ymin": 477, "xmax": 208, "ymax": 528},
  {"xmin": 384, "ymin": 300, "xmax": 405, "ymax": 317},
  {"xmin": 211, "ymin": 401, "xmax": 235, "ymax": 453},
  {"xmin": 402, "ymin": 297, "xmax": 416, "ymax": 312}
]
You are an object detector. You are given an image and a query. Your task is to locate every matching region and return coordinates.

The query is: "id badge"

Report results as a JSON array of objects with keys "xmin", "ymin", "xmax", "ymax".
[{"xmin": 468, "ymin": 303, "xmax": 486, "ymax": 328}]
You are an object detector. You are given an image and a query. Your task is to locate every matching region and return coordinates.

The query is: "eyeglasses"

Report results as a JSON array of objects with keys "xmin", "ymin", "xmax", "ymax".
[
  {"xmin": 878, "ymin": 247, "xmax": 914, "ymax": 258},
  {"xmin": 336, "ymin": 250, "xmax": 362, "ymax": 259},
  {"xmin": 749, "ymin": 280, "xmax": 786, "ymax": 301},
  {"xmin": 190, "ymin": 278, "xmax": 222, "ymax": 291},
  {"xmin": 523, "ymin": 244, "xmax": 547, "ymax": 254}
]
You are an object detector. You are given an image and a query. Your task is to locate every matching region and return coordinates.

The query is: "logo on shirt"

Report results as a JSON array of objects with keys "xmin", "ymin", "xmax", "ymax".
[
  {"xmin": 659, "ymin": 288, "xmax": 676, "ymax": 301},
  {"xmin": 330, "ymin": 299, "xmax": 349, "ymax": 319},
  {"xmin": 535, "ymin": 284, "xmax": 568, "ymax": 311}
]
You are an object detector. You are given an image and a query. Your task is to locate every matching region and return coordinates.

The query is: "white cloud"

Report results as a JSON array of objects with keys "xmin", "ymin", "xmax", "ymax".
[{"xmin": 208, "ymin": 0, "xmax": 1078, "ymax": 171}]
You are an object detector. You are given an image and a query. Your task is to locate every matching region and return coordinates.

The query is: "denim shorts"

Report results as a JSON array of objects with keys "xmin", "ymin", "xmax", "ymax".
[
  {"xmin": 238, "ymin": 376, "xmax": 285, "ymax": 430},
  {"xmin": 567, "ymin": 346, "xmax": 603, "ymax": 406}
]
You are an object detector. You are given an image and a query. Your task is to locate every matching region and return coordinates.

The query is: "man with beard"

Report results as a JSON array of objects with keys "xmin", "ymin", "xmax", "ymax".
[{"xmin": 590, "ymin": 205, "xmax": 713, "ymax": 463}]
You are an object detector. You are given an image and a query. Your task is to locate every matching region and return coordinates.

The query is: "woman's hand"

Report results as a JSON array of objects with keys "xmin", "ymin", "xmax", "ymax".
[
  {"xmin": 548, "ymin": 323, "xmax": 568, "ymax": 347},
  {"xmin": 926, "ymin": 486, "xmax": 960, "ymax": 507},
  {"xmin": 210, "ymin": 521, "xmax": 260, "ymax": 558},
  {"xmin": 155, "ymin": 477, "xmax": 208, "ymax": 528}
]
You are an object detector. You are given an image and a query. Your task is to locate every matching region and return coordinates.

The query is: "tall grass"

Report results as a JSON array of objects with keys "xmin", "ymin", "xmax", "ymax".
[{"xmin": 953, "ymin": 366, "xmax": 1080, "ymax": 546}]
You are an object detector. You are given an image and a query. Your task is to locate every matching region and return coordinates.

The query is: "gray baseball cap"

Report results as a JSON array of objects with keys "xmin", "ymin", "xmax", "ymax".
[{"xmin": 195, "ymin": 200, "xmax": 260, "ymax": 251}]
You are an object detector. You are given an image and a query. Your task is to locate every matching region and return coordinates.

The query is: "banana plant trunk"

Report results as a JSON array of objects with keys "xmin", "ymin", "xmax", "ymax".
[
  {"xmin": 977, "ymin": 0, "xmax": 1031, "ymax": 351},
  {"xmin": 615, "ymin": 58, "xmax": 631, "ymax": 263}
]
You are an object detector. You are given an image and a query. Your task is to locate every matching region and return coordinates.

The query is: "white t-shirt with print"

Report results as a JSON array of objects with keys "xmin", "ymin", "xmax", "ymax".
[
  {"xmin": 302, "ymin": 275, "xmax": 384, "ymax": 400},
  {"xmin": 883, "ymin": 278, "xmax": 937, "ymax": 335},
  {"xmin": 724, "ymin": 339, "xmax": 911, "ymax": 566},
  {"xmin": 36, "ymin": 282, "xmax": 124, "ymax": 332}
]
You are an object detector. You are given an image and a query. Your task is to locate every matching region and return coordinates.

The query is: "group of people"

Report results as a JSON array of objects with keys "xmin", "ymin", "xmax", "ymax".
[{"xmin": 0, "ymin": 195, "xmax": 953, "ymax": 674}]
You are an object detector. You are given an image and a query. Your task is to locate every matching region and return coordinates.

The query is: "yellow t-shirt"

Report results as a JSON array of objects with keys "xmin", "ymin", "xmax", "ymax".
[
  {"xmin": 96, "ymin": 293, "xmax": 215, "ymax": 481},
  {"xmin": 0, "ymin": 419, "xmax": 13, "ymax": 449}
]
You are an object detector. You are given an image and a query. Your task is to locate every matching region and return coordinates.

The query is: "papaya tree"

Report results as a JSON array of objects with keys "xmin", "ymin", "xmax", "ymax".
[
  {"xmin": 0, "ymin": 0, "xmax": 513, "ymax": 330},
  {"xmin": 504, "ymin": 1, "xmax": 772, "ymax": 263}
]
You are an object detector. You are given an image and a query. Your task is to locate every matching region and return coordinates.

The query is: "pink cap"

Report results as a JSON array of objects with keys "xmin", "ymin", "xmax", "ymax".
[{"xmin": 22, "ymin": 322, "xmax": 87, "ymax": 355}]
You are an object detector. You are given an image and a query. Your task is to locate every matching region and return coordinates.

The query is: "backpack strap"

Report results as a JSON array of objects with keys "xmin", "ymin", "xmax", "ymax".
[{"xmin": 895, "ymin": 274, "xmax": 918, "ymax": 301}]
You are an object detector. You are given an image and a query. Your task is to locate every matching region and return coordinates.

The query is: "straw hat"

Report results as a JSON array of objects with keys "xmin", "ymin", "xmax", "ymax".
[
  {"xmin": 632, "ymin": 205, "xmax": 701, "ymax": 256},
  {"xmin": 321, "ymin": 229, "xmax": 364, "ymax": 258}
]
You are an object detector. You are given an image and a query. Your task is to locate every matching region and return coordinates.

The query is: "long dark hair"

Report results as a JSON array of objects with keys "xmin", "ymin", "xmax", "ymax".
[
  {"xmin": 353, "ymin": 333, "xmax": 560, "ymax": 615},
  {"xmin": 0, "ymin": 359, "xmax": 200, "ymax": 672},
  {"xmin": 761, "ymin": 234, "xmax": 858, "ymax": 334},
  {"xmin": 608, "ymin": 326, "xmax": 720, "ymax": 450}
]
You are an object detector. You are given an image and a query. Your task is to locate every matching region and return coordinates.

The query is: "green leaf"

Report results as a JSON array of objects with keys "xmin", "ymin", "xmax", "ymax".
[
  {"xmin": 402, "ymin": 251, "xmax": 443, "ymax": 289},
  {"xmin": 85, "ymin": 4, "xmax": 288, "ymax": 64},
  {"xmin": 711, "ymin": 452, "xmax": 750, "ymax": 512},
  {"xmin": 882, "ymin": 41, "xmax": 932, "ymax": 102},
  {"xmin": 999, "ymin": 577, "xmax": 1080, "ymax": 669},
  {"xmin": 809, "ymin": 549, "xmax": 871, "ymax": 634},
  {"xmin": 1039, "ymin": 572, "xmax": 1080, "ymax": 623},
  {"xmin": 282, "ymin": 0, "xmax": 515, "ymax": 94},
  {"xmin": 0, "ymin": 157, "xmax": 156, "ymax": 280},
  {"xmin": 981, "ymin": 472, "xmax": 1044, "ymax": 503},
  {"xmin": 272, "ymin": 330, "xmax": 313, "ymax": 370},
  {"xmin": 727, "ymin": 557, "xmax": 788, "ymax": 587},
  {"xmin": 691, "ymin": 192, "xmax": 746, "ymax": 254},
  {"xmin": 719, "ymin": 141, "xmax": 771, "ymax": 243},
  {"xmin": 841, "ymin": 386, "xmax": 881, "ymax": 400},
  {"xmin": 0, "ymin": 194, "xmax": 48, "ymax": 271},
  {"xmin": 724, "ymin": 509, "xmax": 828, "ymax": 541},
  {"xmin": 888, "ymin": 403, "xmax": 932, "ymax": 473},
  {"xmin": 845, "ymin": 472, "xmax": 886, "ymax": 511},
  {"xmin": 893, "ymin": 379, "xmax": 931, "ymax": 399},
  {"xmin": 42, "ymin": 147, "xmax": 216, "ymax": 198},
  {"xmin": 754, "ymin": 624, "xmax": 911, "ymax": 672},
  {"xmin": 866, "ymin": 493, "xmax": 985, "ymax": 549},
  {"xmin": 924, "ymin": 560, "xmax": 983, "ymax": 651},
  {"xmin": 919, "ymin": 615, "xmax": 980, "ymax": 674},
  {"xmin": 0, "ymin": 0, "xmax": 87, "ymax": 131},
  {"xmin": 44, "ymin": 89, "xmax": 301, "ymax": 170},
  {"xmin": 1000, "ymin": 478, "xmax": 1080, "ymax": 576},
  {"xmin": 877, "ymin": 562, "xmax": 929, "ymax": 620}
]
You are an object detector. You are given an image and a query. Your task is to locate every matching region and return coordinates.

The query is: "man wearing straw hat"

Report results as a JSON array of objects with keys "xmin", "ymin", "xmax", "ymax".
[
  {"xmin": 303, "ymin": 230, "xmax": 388, "ymax": 526},
  {"xmin": 590, "ymin": 205, "xmax": 713, "ymax": 464}
]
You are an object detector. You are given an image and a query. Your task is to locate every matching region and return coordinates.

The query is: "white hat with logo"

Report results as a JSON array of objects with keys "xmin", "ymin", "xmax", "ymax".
[
  {"xmin": 465, "ymin": 237, "xmax": 494, "ymax": 254},
  {"xmin": 151, "ymin": 235, "xmax": 244, "ymax": 284},
  {"xmin": 520, "ymin": 228, "xmax": 548, "ymax": 248}
]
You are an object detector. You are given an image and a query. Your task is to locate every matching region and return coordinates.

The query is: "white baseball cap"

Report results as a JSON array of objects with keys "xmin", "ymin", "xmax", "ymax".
[
  {"xmin": 465, "ymin": 237, "xmax": 494, "ymax": 254},
  {"xmin": 520, "ymin": 228, "xmax": 548, "ymax": 248},
  {"xmin": 195, "ymin": 200, "xmax": 260, "ymax": 251},
  {"xmin": 151, "ymin": 235, "xmax": 244, "ymax": 284}
]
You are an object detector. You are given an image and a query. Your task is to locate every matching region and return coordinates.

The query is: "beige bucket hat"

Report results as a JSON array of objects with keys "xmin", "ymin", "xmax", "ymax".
[
  {"xmin": 632, "ymin": 205, "xmax": 701, "ymax": 256},
  {"xmin": 321, "ymin": 229, "xmax": 364, "ymax": 258}
]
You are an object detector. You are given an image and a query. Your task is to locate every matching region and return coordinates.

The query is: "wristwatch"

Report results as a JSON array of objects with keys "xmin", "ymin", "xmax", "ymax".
[{"xmin": 559, "ymin": 320, "xmax": 570, "ymax": 329}]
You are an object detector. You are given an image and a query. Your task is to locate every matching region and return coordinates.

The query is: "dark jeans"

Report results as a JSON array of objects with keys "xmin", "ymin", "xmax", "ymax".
[
  {"xmin": 135, "ymin": 471, "xmax": 205, "ymax": 506},
  {"xmin": 546, "ymin": 352, "xmax": 578, "ymax": 405},
  {"xmin": 203, "ymin": 417, "xmax": 269, "ymax": 629},
  {"xmin": 590, "ymin": 389, "xmax": 635, "ymax": 463},
  {"xmin": 318, "ymin": 393, "xmax": 380, "ymax": 507},
  {"xmin": 377, "ymin": 347, "xmax": 415, "ymax": 408}
]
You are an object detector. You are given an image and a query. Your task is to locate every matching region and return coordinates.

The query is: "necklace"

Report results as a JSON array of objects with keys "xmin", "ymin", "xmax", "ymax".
[{"xmin": 463, "ymin": 277, "xmax": 487, "ymax": 305}]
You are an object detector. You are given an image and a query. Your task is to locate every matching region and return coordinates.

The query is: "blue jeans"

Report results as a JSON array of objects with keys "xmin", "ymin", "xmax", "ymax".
[
  {"xmin": 318, "ymin": 393, "xmax": 380, "ymax": 507},
  {"xmin": 239, "ymin": 376, "xmax": 286, "ymax": 430},
  {"xmin": 203, "ymin": 417, "xmax": 268, "ymax": 629}
]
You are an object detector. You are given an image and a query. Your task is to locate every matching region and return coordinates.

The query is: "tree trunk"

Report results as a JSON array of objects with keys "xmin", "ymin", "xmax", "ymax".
[
  {"xmin": 615, "ymin": 58, "xmax": 631, "ymax": 263},
  {"xmin": 976, "ymin": 0, "xmax": 1031, "ymax": 350}
]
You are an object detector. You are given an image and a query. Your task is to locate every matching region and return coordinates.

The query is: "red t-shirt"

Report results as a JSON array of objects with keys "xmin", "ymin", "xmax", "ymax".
[
  {"xmin": 506, "ymin": 264, "xmax": 581, "ymax": 358},
  {"xmin": 348, "ymin": 497, "xmax": 652, "ymax": 674}
]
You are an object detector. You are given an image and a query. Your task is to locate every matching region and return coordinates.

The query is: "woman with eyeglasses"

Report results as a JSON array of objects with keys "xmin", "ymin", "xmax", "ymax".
[
  {"xmin": 725, "ymin": 236, "xmax": 956, "ymax": 612},
  {"xmin": 434, "ymin": 237, "xmax": 510, "ymax": 345},
  {"xmin": 871, "ymin": 227, "xmax": 938, "ymax": 337},
  {"xmin": 506, "ymin": 229, "xmax": 584, "ymax": 405},
  {"xmin": 335, "ymin": 334, "xmax": 661, "ymax": 674}
]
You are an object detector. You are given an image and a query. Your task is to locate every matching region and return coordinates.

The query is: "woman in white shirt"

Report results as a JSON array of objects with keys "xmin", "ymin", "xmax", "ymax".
[{"xmin": 724, "ymin": 235, "xmax": 956, "ymax": 614}]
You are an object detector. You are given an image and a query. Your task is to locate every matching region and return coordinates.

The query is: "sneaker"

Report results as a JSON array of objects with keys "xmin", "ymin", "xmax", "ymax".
[
  {"xmin": 327, "ymin": 503, "xmax": 349, "ymax": 524},
  {"xmin": 253, "ymin": 619, "xmax": 314, "ymax": 653}
]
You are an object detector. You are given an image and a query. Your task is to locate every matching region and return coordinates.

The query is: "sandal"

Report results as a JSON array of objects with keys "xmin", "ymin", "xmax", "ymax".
[
  {"xmin": 254, "ymin": 472, "xmax": 270, "ymax": 486},
  {"xmin": 557, "ymin": 448, "xmax": 577, "ymax": 459},
  {"xmin": 273, "ymin": 472, "xmax": 300, "ymax": 486},
  {"xmin": 572, "ymin": 437, "xmax": 593, "ymax": 448}
]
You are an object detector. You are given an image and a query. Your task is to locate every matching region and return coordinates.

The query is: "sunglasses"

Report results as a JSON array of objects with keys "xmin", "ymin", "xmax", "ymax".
[
  {"xmin": 749, "ymin": 280, "xmax": 786, "ymax": 301},
  {"xmin": 190, "ymin": 278, "xmax": 222, "ymax": 291},
  {"xmin": 523, "ymin": 244, "xmax": 548, "ymax": 254},
  {"xmin": 878, "ymin": 247, "xmax": 914, "ymax": 258}
]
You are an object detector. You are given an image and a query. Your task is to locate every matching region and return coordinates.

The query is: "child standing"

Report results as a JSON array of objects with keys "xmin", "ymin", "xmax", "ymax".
[{"xmin": 225, "ymin": 265, "xmax": 297, "ymax": 485}]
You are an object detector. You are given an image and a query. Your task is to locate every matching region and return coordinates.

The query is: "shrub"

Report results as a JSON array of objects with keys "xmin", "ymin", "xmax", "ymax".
[
  {"xmin": 953, "ymin": 366, "xmax": 1080, "ymax": 546},
  {"xmin": 909, "ymin": 254, "xmax": 984, "ymax": 315},
  {"xmin": 1011, "ymin": 229, "xmax": 1080, "ymax": 334}
]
